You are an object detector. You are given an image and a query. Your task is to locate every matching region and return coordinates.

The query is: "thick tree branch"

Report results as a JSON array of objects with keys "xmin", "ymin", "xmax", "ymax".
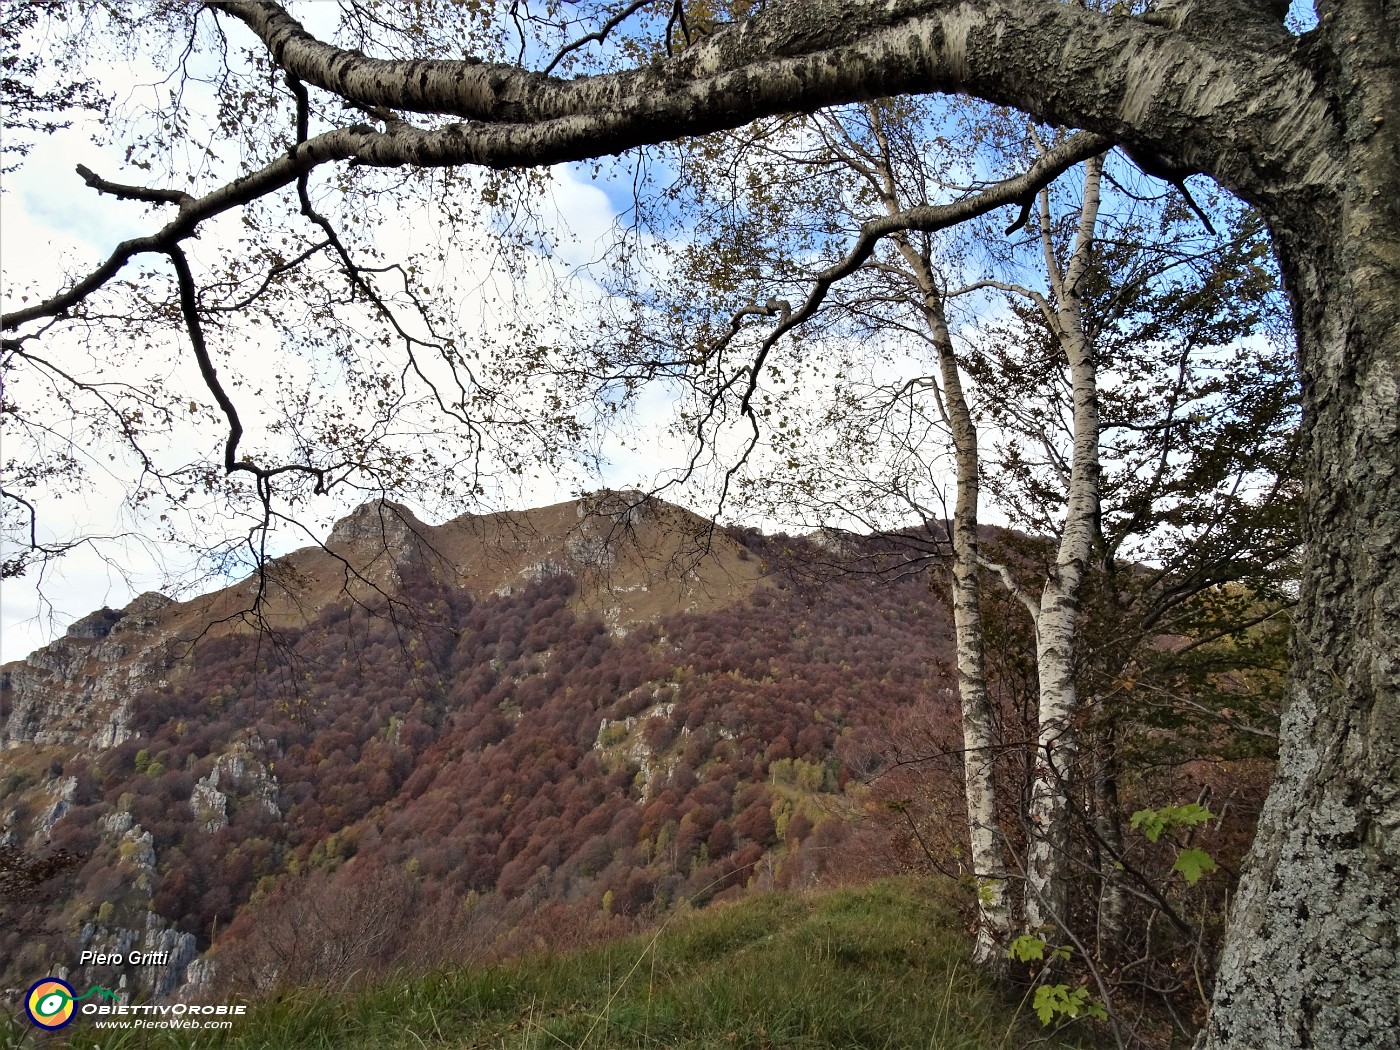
[
  {"xmin": 724, "ymin": 131, "xmax": 1110, "ymax": 414},
  {"xmin": 208, "ymin": 0, "xmax": 1332, "ymax": 207}
]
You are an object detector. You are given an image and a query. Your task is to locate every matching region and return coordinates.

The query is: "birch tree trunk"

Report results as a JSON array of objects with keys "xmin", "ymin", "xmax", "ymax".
[
  {"xmin": 924, "ymin": 291, "xmax": 1013, "ymax": 967},
  {"xmin": 1005, "ymin": 158, "xmax": 1105, "ymax": 935},
  {"xmin": 865, "ymin": 109, "xmax": 1013, "ymax": 964}
]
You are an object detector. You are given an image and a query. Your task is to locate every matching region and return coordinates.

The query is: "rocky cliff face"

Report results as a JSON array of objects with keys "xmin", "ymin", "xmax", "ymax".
[
  {"xmin": 189, "ymin": 742, "xmax": 281, "ymax": 833},
  {"xmin": 1, "ymin": 592, "xmax": 175, "ymax": 751},
  {"xmin": 64, "ymin": 912, "xmax": 201, "ymax": 1003},
  {"xmin": 594, "ymin": 686, "xmax": 685, "ymax": 799},
  {"xmin": 326, "ymin": 497, "xmax": 426, "ymax": 547},
  {"xmin": 34, "ymin": 775, "xmax": 77, "ymax": 843}
]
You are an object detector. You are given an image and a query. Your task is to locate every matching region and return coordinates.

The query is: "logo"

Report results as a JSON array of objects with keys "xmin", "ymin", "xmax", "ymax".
[
  {"xmin": 24, "ymin": 978, "xmax": 120, "ymax": 1029},
  {"xmin": 25, "ymin": 978, "xmax": 76, "ymax": 1029}
]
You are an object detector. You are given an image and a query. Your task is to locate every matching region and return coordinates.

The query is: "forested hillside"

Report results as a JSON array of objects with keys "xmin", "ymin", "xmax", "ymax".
[
  {"xmin": 2, "ymin": 493, "xmax": 1279, "ymax": 1044},
  {"xmin": 2, "ymin": 497, "xmax": 957, "ymax": 992}
]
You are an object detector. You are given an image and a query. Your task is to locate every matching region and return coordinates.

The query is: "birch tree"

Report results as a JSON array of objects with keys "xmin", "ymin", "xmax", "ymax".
[
  {"xmin": 594, "ymin": 98, "xmax": 1030, "ymax": 963},
  {"xmin": 806, "ymin": 104, "xmax": 1018, "ymax": 965},
  {"xmin": 972, "ymin": 153, "xmax": 1108, "ymax": 936},
  {"xmin": 972, "ymin": 197, "xmax": 1298, "ymax": 956},
  {"xmin": 646, "ymin": 109, "xmax": 1288, "ymax": 977},
  {"xmin": 807, "ymin": 105, "xmax": 1018, "ymax": 968},
  {"xmin": 2, "ymin": 2, "xmax": 1396, "ymax": 1046}
]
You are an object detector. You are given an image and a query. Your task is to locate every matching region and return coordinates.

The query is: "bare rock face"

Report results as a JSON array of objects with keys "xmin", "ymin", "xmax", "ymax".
[
  {"xmin": 175, "ymin": 956, "xmax": 216, "ymax": 999},
  {"xmin": 324, "ymin": 499, "xmax": 433, "ymax": 590},
  {"xmin": 189, "ymin": 772, "xmax": 229, "ymax": 833},
  {"xmin": 594, "ymin": 686, "xmax": 683, "ymax": 799},
  {"xmin": 65, "ymin": 608, "xmax": 125, "ymax": 639},
  {"xmin": 118, "ymin": 826, "xmax": 158, "ymax": 892},
  {"xmin": 808, "ymin": 527, "xmax": 856, "ymax": 558},
  {"xmin": 190, "ymin": 743, "xmax": 281, "ymax": 832},
  {"xmin": 327, "ymin": 499, "xmax": 427, "ymax": 553},
  {"xmin": 34, "ymin": 776, "xmax": 78, "ymax": 843},
  {"xmin": 71, "ymin": 912, "xmax": 200, "ymax": 1003},
  {"xmin": 122, "ymin": 591, "xmax": 174, "ymax": 622},
  {"xmin": 1, "ymin": 598, "xmax": 174, "ymax": 751},
  {"xmin": 562, "ymin": 490, "xmax": 655, "ymax": 573},
  {"xmin": 566, "ymin": 532, "xmax": 615, "ymax": 568}
]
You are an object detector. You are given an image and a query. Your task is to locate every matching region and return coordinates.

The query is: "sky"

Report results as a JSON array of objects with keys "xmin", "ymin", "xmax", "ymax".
[
  {"xmin": 0, "ymin": 25, "xmax": 676, "ymax": 661},
  {"xmin": 0, "ymin": 139, "xmax": 704, "ymax": 659},
  {"xmin": 0, "ymin": 9, "xmax": 860, "ymax": 663},
  {"xmin": 2, "ymin": 2, "xmax": 1302, "ymax": 665}
]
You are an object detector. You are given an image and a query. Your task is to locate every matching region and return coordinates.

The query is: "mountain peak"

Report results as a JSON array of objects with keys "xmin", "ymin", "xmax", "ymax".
[
  {"xmin": 576, "ymin": 488, "xmax": 652, "ymax": 526},
  {"xmin": 326, "ymin": 498, "xmax": 426, "ymax": 549}
]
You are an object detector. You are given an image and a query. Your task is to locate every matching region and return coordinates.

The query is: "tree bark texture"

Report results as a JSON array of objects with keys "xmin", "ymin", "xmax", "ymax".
[
  {"xmin": 1021, "ymin": 158, "xmax": 1104, "ymax": 936},
  {"xmin": 867, "ymin": 112, "xmax": 1015, "ymax": 961},
  {"xmin": 1196, "ymin": 8, "xmax": 1400, "ymax": 1043},
  {"xmin": 1091, "ymin": 727, "xmax": 1129, "ymax": 956}
]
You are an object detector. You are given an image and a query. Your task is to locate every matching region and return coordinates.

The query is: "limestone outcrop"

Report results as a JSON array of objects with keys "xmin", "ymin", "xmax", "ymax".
[{"xmin": 1, "ymin": 593, "xmax": 174, "ymax": 751}]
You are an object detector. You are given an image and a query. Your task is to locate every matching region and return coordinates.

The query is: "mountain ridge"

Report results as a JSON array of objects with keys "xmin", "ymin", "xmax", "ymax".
[
  {"xmin": 1, "ymin": 493, "xmax": 764, "ymax": 751},
  {"xmin": 1, "ymin": 494, "xmax": 963, "ymax": 1004}
]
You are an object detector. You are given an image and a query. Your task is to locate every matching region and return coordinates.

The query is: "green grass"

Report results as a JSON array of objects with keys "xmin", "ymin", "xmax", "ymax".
[{"xmin": 5, "ymin": 880, "xmax": 1098, "ymax": 1050}]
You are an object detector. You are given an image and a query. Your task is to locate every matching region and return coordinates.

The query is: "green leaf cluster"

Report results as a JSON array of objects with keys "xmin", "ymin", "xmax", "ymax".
[
  {"xmin": 1033, "ymin": 984, "xmax": 1108, "ymax": 1026},
  {"xmin": 1131, "ymin": 804, "xmax": 1220, "ymax": 885},
  {"xmin": 1172, "ymin": 847, "xmax": 1219, "ymax": 886},
  {"xmin": 1008, "ymin": 934, "xmax": 1071, "ymax": 964},
  {"xmin": 1129, "ymin": 802, "xmax": 1215, "ymax": 843}
]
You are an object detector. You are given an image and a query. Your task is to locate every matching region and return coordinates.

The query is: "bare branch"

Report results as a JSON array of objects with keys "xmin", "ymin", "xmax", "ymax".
[
  {"xmin": 719, "ymin": 131, "xmax": 1110, "ymax": 415},
  {"xmin": 75, "ymin": 164, "xmax": 194, "ymax": 207},
  {"xmin": 543, "ymin": 0, "xmax": 657, "ymax": 75},
  {"xmin": 167, "ymin": 244, "xmax": 336, "ymax": 496}
]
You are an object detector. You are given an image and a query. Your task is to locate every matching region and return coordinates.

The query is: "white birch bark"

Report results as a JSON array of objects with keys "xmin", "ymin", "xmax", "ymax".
[
  {"xmin": 921, "ymin": 291, "xmax": 1013, "ymax": 965},
  {"xmin": 935, "ymin": 299, "xmax": 1013, "ymax": 968},
  {"xmin": 1018, "ymin": 157, "xmax": 1104, "ymax": 934},
  {"xmin": 862, "ymin": 111, "xmax": 1014, "ymax": 965},
  {"xmin": 1091, "ymin": 731, "xmax": 1128, "ymax": 952}
]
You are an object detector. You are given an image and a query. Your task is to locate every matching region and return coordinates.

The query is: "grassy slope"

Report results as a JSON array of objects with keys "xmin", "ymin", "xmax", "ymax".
[{"xmin": 11, "ymin": 881, "xmax": 1095, "ymax": 1050}]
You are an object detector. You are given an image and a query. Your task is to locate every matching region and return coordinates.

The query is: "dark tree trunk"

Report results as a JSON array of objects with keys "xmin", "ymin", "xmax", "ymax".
[
  {"xmin": 1091, "ymin": 724, "xmax": 1127, "ymax": 957},
  {"xmin": 1200, "ymin": 232, "xmax": 1400, "ymax": 1048},
  {"xmin": 1200, "ymin": 10, "xmax": 1400, "ymax": 1038}
]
